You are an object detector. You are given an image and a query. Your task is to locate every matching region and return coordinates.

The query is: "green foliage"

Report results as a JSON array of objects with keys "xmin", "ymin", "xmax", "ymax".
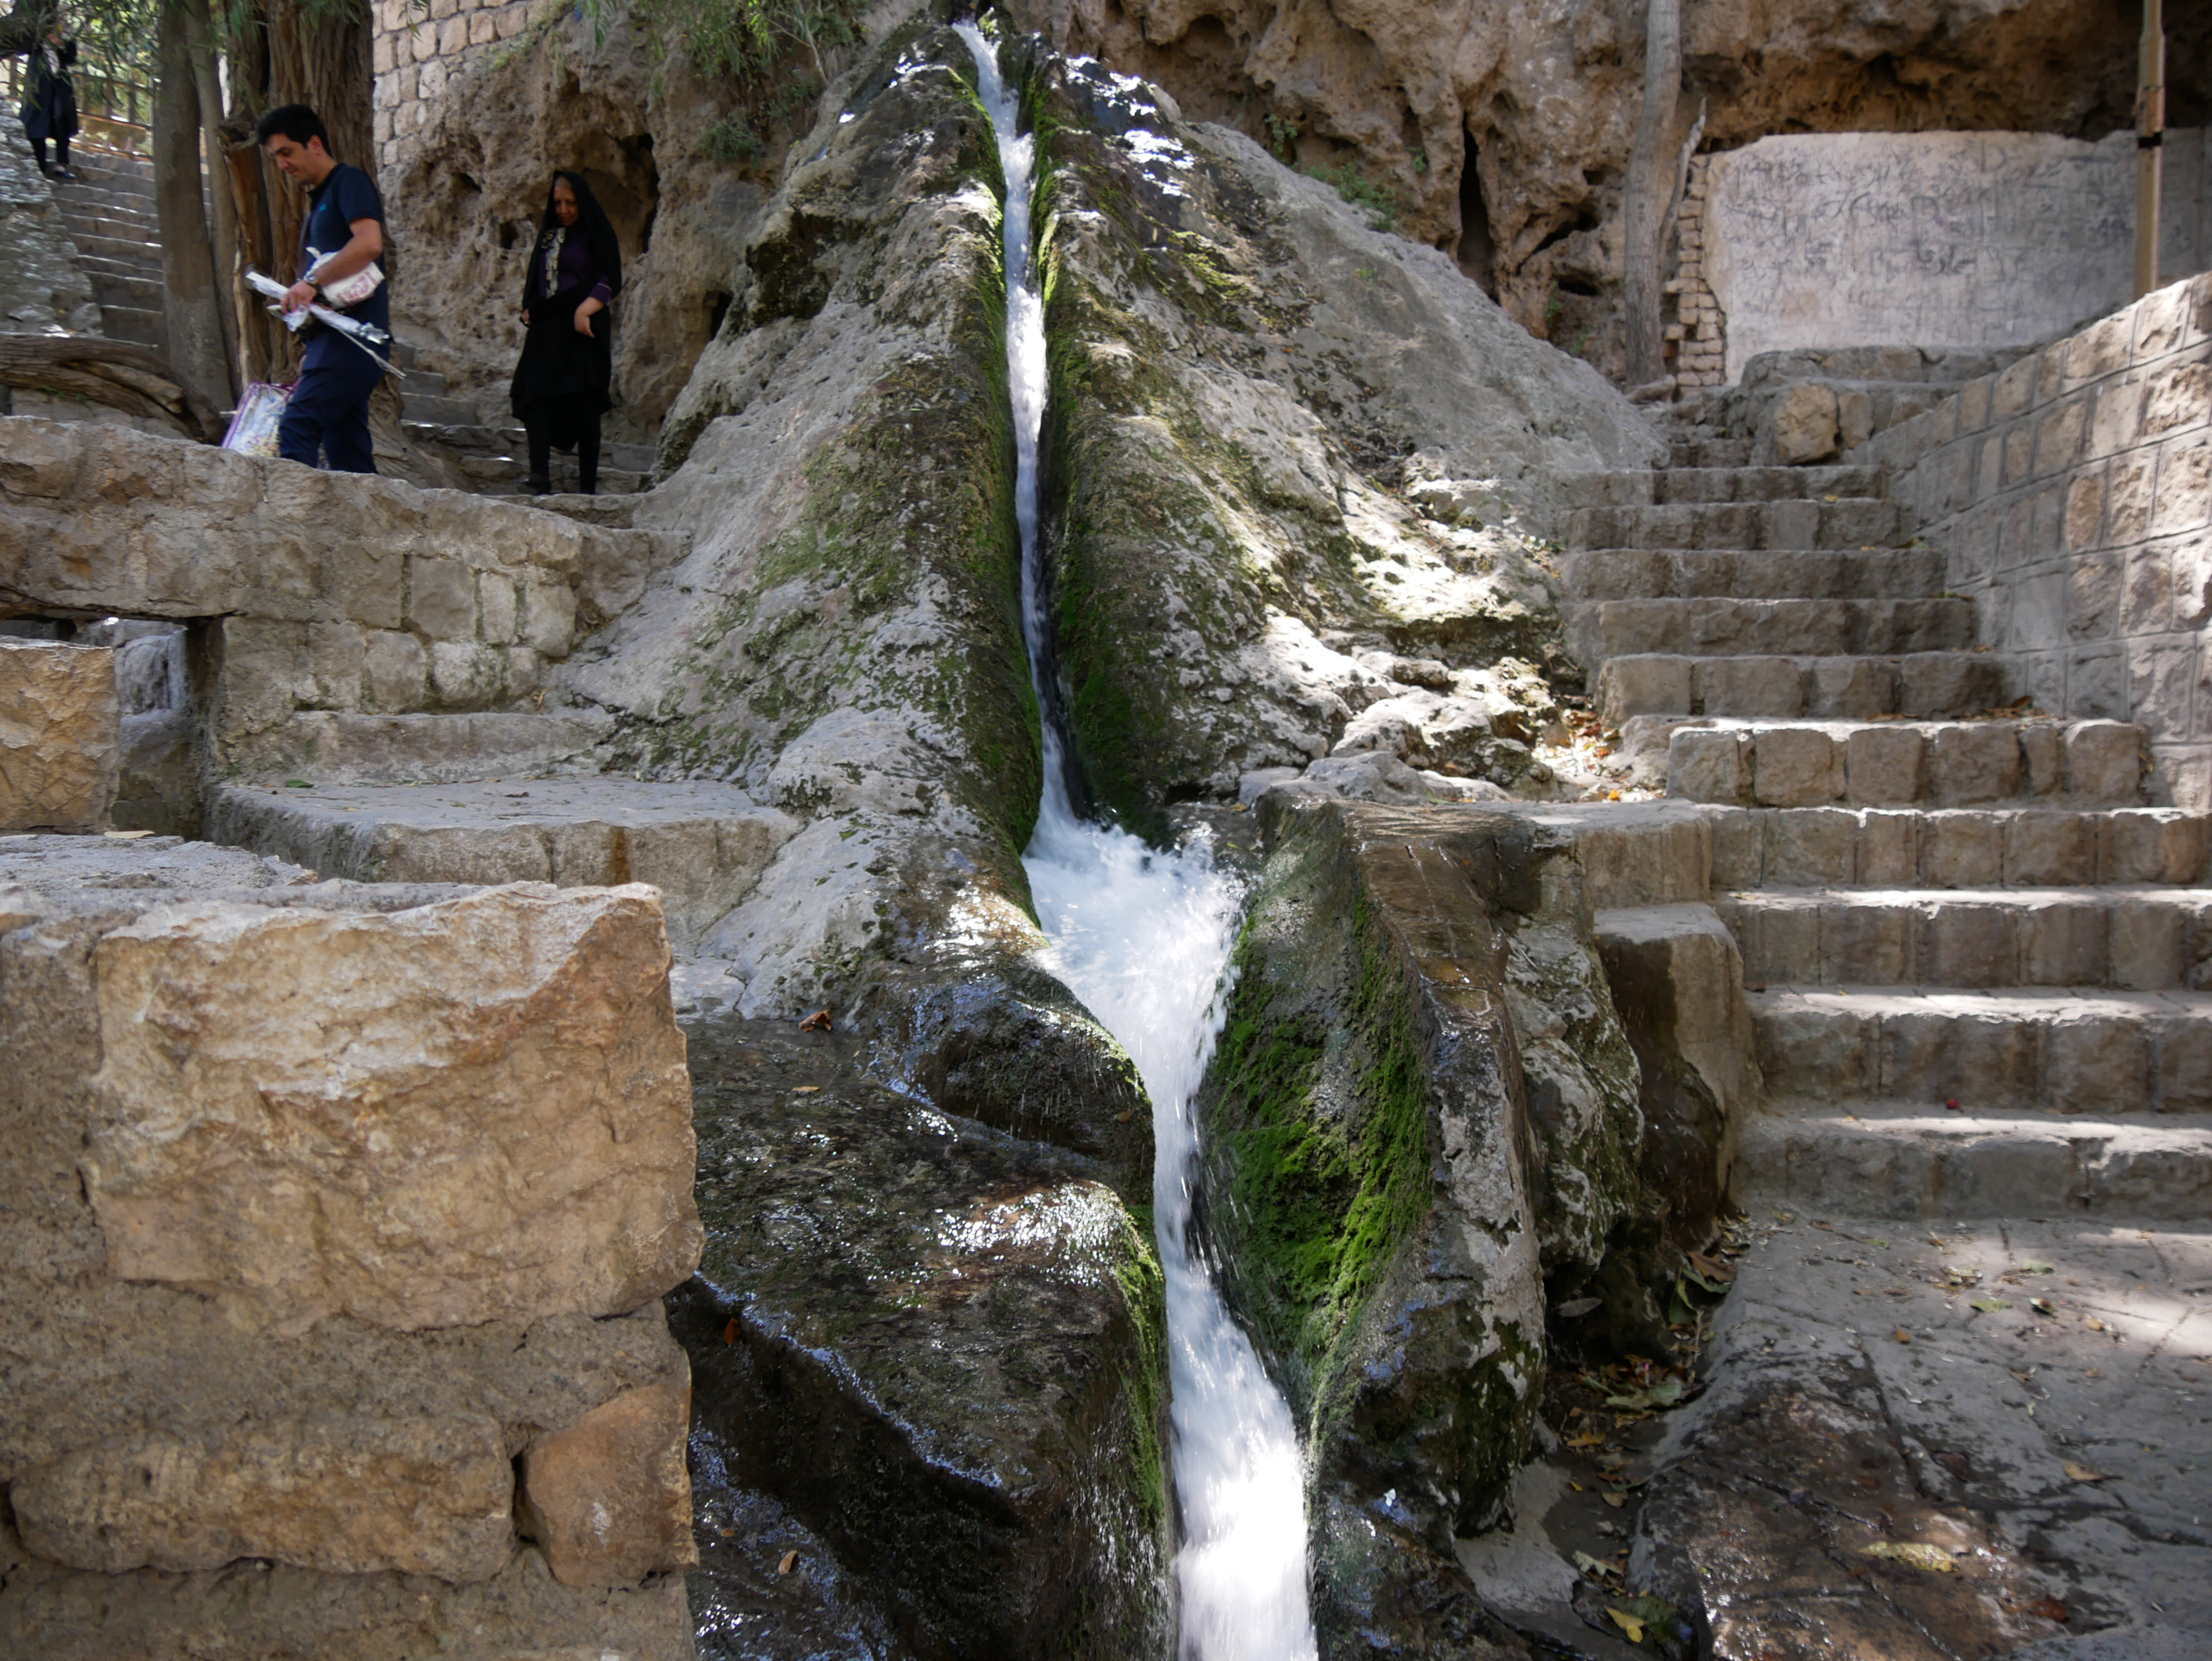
[
  {"xmin": 1262, "ymin": 111, "xmax": 1298, "ymax": 162},
  {"xmin": 1305, "ymin": 160, "xmax": 1399, "ymax": 233},
  {"xmin": 1543, "ymin": 282, "xmax": 1565, "ymax": 329},
  {"xmin": 698, "ymin": 107, "xmax": 765, "ymax": 162}
]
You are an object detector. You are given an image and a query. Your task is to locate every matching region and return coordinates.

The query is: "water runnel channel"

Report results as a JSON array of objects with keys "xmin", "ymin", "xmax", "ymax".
[{"xmin": 953, "ymin": 24, "xmax": 1319, "ymax": 1661}]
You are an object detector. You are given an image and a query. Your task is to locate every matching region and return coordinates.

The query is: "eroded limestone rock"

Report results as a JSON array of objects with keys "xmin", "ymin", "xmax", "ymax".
[
  {"xmin": 0, "ymin": 638, "xmax": 118, "ymax": 832},
  {"xmin": 1029, "ymin": 48, "xmax": 1652, "ymax": 824}
]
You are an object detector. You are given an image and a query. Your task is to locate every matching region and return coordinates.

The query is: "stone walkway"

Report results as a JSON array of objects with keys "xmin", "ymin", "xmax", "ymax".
[{"xmin": 1465, "ymin": 1213, "xmax": 2212, "ymax": 1659}]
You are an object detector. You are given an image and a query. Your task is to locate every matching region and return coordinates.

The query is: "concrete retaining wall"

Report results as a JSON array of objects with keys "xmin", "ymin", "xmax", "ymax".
[
  {"xmin": 1701, "ymin": 129, "xmax": 2209, "ymax": 385},
  {"xmin": 1855, "ymin": 274, "xmax": 2212, "ymax": 808}
]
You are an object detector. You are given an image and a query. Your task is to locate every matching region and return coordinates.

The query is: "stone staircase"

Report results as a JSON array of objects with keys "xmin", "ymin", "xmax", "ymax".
[
  {"xmin": 44, "ymin": 147, "xmax": 166, "ymax": 350},
  {"xmin": 1561, "ymin": 438, "xmax": 2212, "ymax": 1219},
  {"xmin": 401, "ymin": 417, "xmax": 656, "ymax": 497}
]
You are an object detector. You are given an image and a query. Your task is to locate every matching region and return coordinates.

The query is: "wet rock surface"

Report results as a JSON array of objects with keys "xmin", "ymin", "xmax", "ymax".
[
  {"xmin": 1456, "ymin": 1213, "xmax": 2212, "ymax": 1661},
  {"xmin": 1631, "ymin": 1215, "xmax": 2212, "ymax": 1657},
  {"xmin": 670, "ymin": 1016, "xmax": 1170, "ymax": 1660}
]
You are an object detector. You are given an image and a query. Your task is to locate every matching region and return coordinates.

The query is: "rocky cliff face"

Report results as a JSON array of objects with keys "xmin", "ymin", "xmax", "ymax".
[
  {"xmin": 1010, "ymin": 0, "xmax": 2211, "ymax": 375},
  {"xmin": 382, "ymin": 8, "xmax": 777, "ymax": 439}
]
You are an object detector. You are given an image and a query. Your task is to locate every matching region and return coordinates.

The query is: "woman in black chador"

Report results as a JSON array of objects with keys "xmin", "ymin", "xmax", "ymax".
[
  {"xmin": 16, "ymin": 4, "xmax": 80, "ymax": 181},
  {"xmin": 510, "ymin": 171, "xmax": 621, "ymax": 495}
]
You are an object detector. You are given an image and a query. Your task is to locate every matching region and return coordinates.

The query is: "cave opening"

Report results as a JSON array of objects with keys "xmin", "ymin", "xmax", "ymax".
[{"xmin": 1455, "ymin": 131, "xmax": 1496, "ymax": 296}]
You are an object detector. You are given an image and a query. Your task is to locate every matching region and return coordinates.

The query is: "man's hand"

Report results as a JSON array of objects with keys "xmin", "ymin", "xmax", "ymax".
[{"xmin": 283, "ymin": 280, "xmax": 317, "ymax": 314}]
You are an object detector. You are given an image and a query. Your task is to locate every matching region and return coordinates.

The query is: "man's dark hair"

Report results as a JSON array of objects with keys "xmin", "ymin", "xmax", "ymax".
[{"xmin": 255, "ymin": 104, "xmax": 331, "ymax": 154}]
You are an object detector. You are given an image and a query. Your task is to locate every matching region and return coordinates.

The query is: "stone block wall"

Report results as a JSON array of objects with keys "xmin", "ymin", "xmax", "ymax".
[
  {"xmin": 0, "ymin": 418, "xmax": 678, "ymax": 786},
  {"xmin": 0, "ymin": 850, "xmax": 702, "ymax": 1655},
  {"xmin": 372, "ymin": 0, "xmax": 555, "ymax": 174},
  {"xmin": 1856, "ymin": 274, "xmax": 2212, "ymax": 808},
  {"xmin": 0, "ymin": 639, "xmax": 118, "ymax": 831},
  {"xmin": 1667, "ymin": 155, "xmax": 1724, "ymax": 392}
]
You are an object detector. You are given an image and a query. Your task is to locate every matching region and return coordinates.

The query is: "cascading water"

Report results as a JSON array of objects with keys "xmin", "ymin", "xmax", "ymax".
[{"xmin": 954, "ymin": 24, "xmax": 1319, "ymax": 1661}]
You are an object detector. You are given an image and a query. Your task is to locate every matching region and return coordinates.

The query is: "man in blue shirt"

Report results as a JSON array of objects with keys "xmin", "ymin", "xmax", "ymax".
[{"xmin": 255, "ymin": 104, "xmax": 389, "ymax": 474}]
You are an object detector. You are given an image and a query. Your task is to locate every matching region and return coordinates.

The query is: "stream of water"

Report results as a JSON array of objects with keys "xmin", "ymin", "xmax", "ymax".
[{"xmin": 954, "ymin": 25, "xmax": 1319, "ymax": 1660}]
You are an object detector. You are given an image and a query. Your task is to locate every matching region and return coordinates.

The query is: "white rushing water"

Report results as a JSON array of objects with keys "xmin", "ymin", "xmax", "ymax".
[{"xmin": 954, "ymin": 25, "xmax": 1319, "ymax": 1660}]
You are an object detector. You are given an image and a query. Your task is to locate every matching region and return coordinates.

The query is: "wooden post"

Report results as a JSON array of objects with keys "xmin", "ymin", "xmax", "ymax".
[
  {"xmin": 2135, "ymin": 0, "xmax": 2164, "ymax": 298},
  {"xmin": 1624, "ymin": 0, "xmax": 1683, "ymax": 390}
]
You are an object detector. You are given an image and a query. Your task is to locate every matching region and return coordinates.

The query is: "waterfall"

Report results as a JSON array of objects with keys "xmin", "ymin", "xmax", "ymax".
[{"xmin": 954, "ymin": 25, "xmax": 1319, "ymax": 1661}]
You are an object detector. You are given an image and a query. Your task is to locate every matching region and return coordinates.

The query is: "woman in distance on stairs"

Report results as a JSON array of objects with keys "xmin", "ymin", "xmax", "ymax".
[
  {"xmin": 509, "ymin": 170, "xmax": 621, "ymax": 496},
  {"xmin": 16, "ymin": 1, "xmax": 79, "ymax": 180}
]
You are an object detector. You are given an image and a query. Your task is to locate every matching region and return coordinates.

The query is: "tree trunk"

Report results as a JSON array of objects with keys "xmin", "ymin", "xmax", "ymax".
[
  {"xmin": 1623, "ymin": 0, "xmax": 1683, "ymax": 390},
  {"xmin": 216, "ymin": 0, "xmax": 294, "ymax": 383},
  {"xmin": 153, "ymin": 1, "xmax": 230, "ymax": 414},
  {"xmin": 179, "ymin": 0, "xmax": 240, "ymax": 400}
]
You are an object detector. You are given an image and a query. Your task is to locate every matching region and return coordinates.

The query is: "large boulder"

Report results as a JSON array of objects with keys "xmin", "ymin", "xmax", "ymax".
[{"xmin": 670, "ymin": 1016, "xmax": 1170, "ymax": 1658}]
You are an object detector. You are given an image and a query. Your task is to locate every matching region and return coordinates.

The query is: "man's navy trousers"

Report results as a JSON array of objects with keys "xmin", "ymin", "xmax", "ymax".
[{"xmin": 278, "ymin": 339, "xmax": 383, "ymax": 473}]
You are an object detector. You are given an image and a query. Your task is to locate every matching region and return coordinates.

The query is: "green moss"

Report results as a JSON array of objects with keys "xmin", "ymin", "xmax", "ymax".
[{"xmin": 1208, "ymin": 889, "xmax": 1433, "ymax": 1408}]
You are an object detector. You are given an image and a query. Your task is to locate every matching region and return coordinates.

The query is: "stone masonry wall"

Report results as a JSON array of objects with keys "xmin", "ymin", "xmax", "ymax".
[
  {"xmin": 372, "ymin": 0, "xmax": 558, "ymax": 176},
  {"xmin": 1856, "ymin": 273, "xmax": 2212, "ymax": 809},
  {"xmin": 0, "ymin": 846, "xmax": 702, "ymax": 1655},
  {"xmin": 0, "ymin": 418, "xmax": 679, "ymax": 788}
]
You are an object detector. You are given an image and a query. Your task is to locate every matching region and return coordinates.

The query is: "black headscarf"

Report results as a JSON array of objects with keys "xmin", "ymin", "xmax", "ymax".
[{"xmin": 520, "ymin": 170, "xmax": 623, "ymax": 311}]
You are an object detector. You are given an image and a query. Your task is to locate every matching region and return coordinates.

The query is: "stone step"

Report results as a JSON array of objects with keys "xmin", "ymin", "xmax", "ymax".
[
  {"xmin": 1749, "ymin": 987, "xmax": 2212, "ymax": 1112},
  {"xmin": 205, "ymin": 775, "xmax": 796, "ymax": 957},
  {"xmin": 75, "ymin": 252, "xmax": 164, "ymax": 286},
  {"xmin": 1670, "ymin": 438, "xmax": 1752, "ymax": 468},
  {"xmin": 1722, "ymin": 888, "xmax": 2212, "ymax": 990},
  {"xmin": 1574, "ymin": 595, "xmax": 1977, "ymax": 661},
  {"xmin": 98, "ymin": 305, "xmax": 164, "ymax": 347},
  {"xmin": 1564, "ymin": 547, "xmax": 1946, "ymax": 602},
  {"xmin": 1668, "ymin": 718, "xmax": 2144, "ymax": 809},
  {"xmin": 69, "ymin": 230, "xmax": 162, "ymax": 266},
  {"xmin": 62, "ymin": 210, "xmax": 163, "ymax": 247},
  {"xmin": 402, "ymin": 393, "xmax": 487, "ymax": 427},
  {"xmin": 459, "ymin": 454, "xmax": 651, "ymax": 496},
  {"xmin": 531, "ymin": 494, "xmax": 643, "ymax": 529},
  {"xmin": 87, "ymin": 271, "xmax": 163, "ymax": 311},
  {"xmin": 1564, "ymin": 464, "xmax": 1887, "ymax": 509},
  {"xmin": 235, "ymin": 708, "xmax": 618, "ymax": 786},
  {"xmin": 1737, "ymin": 1100, "xmax": 2212, "ymax": 1219},
  {"xmin": 1567, "ymin": 497, "xmax": 1910, "ymax": 553},
  {"xmin": 1596, "ymin": 651, "xmax": 2008, "ymax": 724},
  {"xmin": 1706, "ymin": 805, "xmax": 2211, "ymax": 892}
]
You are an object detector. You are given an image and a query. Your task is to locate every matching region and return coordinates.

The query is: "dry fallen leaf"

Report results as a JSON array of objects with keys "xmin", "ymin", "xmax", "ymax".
[
  {"xmin": 723, "ymin": 1318, "xmax": 739, "ymax": 1344},
  {"xmin": 1606, "ymin": 1609, "xmax": 1647, "ymax": 1644},
  {"xmin": 1971, "ymin": 1298, "xmax": 2011, "ymax": 1312},
  {"xmin": 2030, "ymin": 1298, "xmax": 2057, "ymax": 1316},
  {"xmin": 799, "ymin": 1010, "xmax": 833, "ymax": 1032},
  {"xmin": 2062, "ymin": 1462, "xmax": 2110, "ymax": 1484},
  {"xmin": 1895, "ymin": 1329, "xmax": 1913, "ymax": 1344},
  {"xmin": 2026, "ymin": 1597, "xmax": 2069, "ymax": 1621},
  {"xmin": 2084, "ymin": 1317, "xmax": 2106, "ymax": 1331},
  {"xmin": 1601, "ymin": 1492, "xmax": 1625, "ymax": 1509},
  {"xmin": 1114, "ymin": 1111, "xmax": 1135, "ymax": 1123},
  {"xmin": 1863, "ymin": 1542, "xmax": 1958, "ymax": 1574},
  {"xmin": 792, "ymin": 1085, "xmax": 821, "ymax": 1094},
  {"xmin": 777, "ymin": 1549, "xmax": 799, "ymax": 1575},
  {"xmin": 1565, "ymin": 1432, "xmax": 1606, "ymax": 1450}
]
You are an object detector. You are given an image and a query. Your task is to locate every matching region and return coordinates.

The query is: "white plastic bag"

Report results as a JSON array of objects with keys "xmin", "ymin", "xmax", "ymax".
[{"xmin": 221, "ymin": 382, "xmax": 292, "ymax": 457}]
